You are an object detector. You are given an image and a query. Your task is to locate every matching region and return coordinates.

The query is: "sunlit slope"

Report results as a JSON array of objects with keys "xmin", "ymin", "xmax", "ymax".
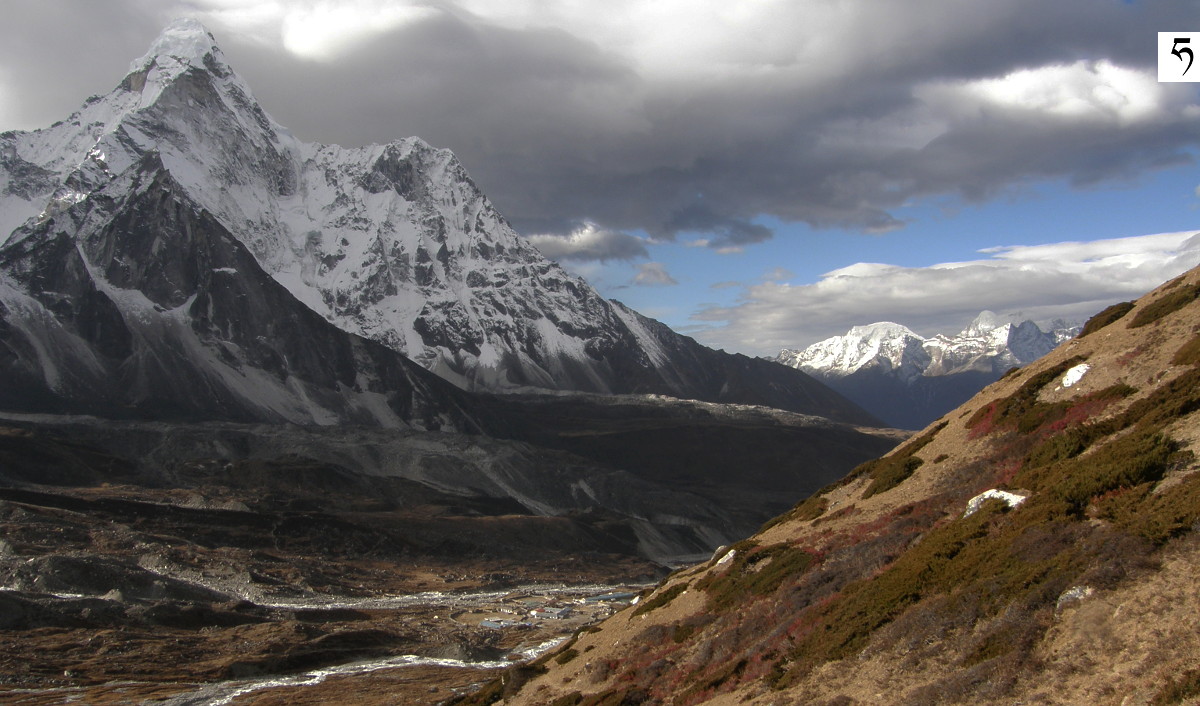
[{"xmin": 473, "ymin": 265, "xmax": 1200, "ymax": 705}]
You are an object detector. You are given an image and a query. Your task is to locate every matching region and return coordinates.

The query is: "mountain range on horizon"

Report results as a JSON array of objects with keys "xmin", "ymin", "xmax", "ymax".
[
  {"xmin": 777, "ymin": 311, "xmax": 1081, "ymax": 429},
  {"xmin": 0, "ymin": 18, "xmax": 874, "ymax": 428}
]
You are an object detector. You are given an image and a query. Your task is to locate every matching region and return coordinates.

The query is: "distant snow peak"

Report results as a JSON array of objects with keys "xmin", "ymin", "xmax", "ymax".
[
  {"xmin": 780, "ymin": 321, "xmax": 928, "ymax": 382},
  {"xmin": 776, "ymin": 312, "xmax": 1080, "ymax": 429},
  {"xmin": 961, "ymin": 310, "xmax": 1011, "ymax": 337},
  {"xmin": 780, "ymin": 313, "xmax": 1080, "ymax": 381},
  {"xmin": 847, "ymin": 321, "xmax": 919, "ymax": 340}
]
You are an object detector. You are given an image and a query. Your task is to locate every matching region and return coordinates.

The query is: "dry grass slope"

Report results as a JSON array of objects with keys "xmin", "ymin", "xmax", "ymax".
[{"xmin": 454, "ymin": 264, "xmax": 1200, "ymax": 706}]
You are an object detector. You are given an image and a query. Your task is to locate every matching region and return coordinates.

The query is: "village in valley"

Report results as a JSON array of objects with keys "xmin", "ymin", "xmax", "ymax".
[{"xmin": 453, "ymin": 588, "xmax": 641, "ymax": 633}]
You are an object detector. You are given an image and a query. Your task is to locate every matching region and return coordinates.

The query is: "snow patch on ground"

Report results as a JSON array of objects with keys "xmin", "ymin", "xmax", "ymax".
[
  {"xmin": 1055, "ymin": 585, "xmax": 1094, "ymax": 612},
  {"xmin": 963, "ymin": 489, "xmax": 1027, "ymax": 517},
  {"xmin": 1061, "ymin": 363, "xmax": 1090, "ymax": 388}
]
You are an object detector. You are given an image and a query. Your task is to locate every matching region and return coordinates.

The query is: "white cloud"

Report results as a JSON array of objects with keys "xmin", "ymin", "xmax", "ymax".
[
  {"xmin": 761, "ymin": 267, "xmax": 794, "ymax": 283},
  {"xmin": 4, "ymin": 0, "xmax": 1198, "ymax": 254},
  {"xmin": 920, "ymin": 60, "xmax": 1174, "ymax": 126},
  {"xmin": 526, "ymin": 223, "xmax": 649, "ymax": 262},
  {"xmin": 0, "ymin": 71, "xmax": 20, "ymax": 130},
  {"xmin": 690, "ymin": 231, "xmax": 1200, "ymax": 357},
  {"xmin": 280, "ymin": 2, "xmax": 440, "ymax": 59},
  {"xmin": 181, "ymin": 0, "xmax": 440, "ymax": 59},
  {"xmin": 633, "ymin": 262, "xmax": 679, "ymax": 286},
  {"xmin": 183, "ymin": 0, "xmax": 285, "ymax": 40}
]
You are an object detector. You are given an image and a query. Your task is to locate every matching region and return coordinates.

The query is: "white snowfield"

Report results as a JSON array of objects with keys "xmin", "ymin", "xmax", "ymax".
[
  {"xmin": 963, "ymin": 489, "xmax": 1028, "ymax": 517},
  {"xmin": 0, "ymin": 18, "xmax": 671, "ymax": 395}
]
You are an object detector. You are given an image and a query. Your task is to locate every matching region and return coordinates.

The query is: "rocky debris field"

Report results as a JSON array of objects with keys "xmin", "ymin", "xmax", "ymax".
[{"xmin": 0, "ymin": 442, "xmax": 658, "ymax": 705}]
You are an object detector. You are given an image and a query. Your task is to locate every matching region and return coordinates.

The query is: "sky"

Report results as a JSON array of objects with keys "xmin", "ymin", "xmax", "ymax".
[{"xmin": 3, "ymin": 0, "xmax": 1200, "ymax": 356}]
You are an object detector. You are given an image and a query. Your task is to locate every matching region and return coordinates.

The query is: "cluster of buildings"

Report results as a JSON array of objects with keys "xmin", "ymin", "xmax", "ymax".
[{"xmin": 474, "ymin": 589, "xmax": 641, "ymax": 630}]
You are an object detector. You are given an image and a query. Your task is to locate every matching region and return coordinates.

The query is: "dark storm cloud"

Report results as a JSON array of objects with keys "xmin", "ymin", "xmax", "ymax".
[
  {"xmin": 3, "ymin": 0, "xmax": 1198, "ymax": 260},
  {"xmin": 0, "ymin": 1, "xmax": 165, "ymax": 126}
]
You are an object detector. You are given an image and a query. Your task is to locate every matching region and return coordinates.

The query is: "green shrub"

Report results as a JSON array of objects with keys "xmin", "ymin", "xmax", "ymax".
[
  {"xmin": 631, "ymin": 581, "xmax": 689, "ymax": 617},
  {"xmin": 1017, "ymin": 430, "xmax": 1181, "ymax": 513},
  {"xmin": 760, "ymin": 494, "xmax": 829, "ymax": 531},
  {"xmin": 698, "ymin": 543, "xmax": 816, "ymax": 612},
  {"xmin": 772, "ymin": 357, "xmax": 1200, "ymax": 695},
  {"xmin": 567, "ymin": 690, "xmax": 649, "ymax": 706},
  {"xmin": 1129, "ymin": 283, "xmax": 1200, "ymax": 328},
  {"xmin": 961, "ymin": 616, "xmax": 1045, "ymax": 668},
  {"xmin": 780, "ymin": 502, "xmax": 1006, "ymax": 677},
  {"xmin": 862, "ymin": 456, "xmax": 924, "ymax": 499},
  {"xmin": 673, "ymin": 622, "xmax": 696, "ymax": 643},
  {"xmin": 1097, "ymin": 468, "xmax": 1200, "ymax": 545},
  {"xmin": 1014, "ymin": 383, "xmax": 1134, "ymax": 437},
  {"xmin": 1119, "ymin": 367, "xmax": 1200, "ymax": 431},
  {"xmin": 859, "ymin": 422, "xmax": 946, "ymax": 499},
  {"xmin": 1173, "ymin": 334, "xmax": 1200, "ymax": 367},
  {"xmin": 792, "ymin": 495, "xmax": 829, "ymax": 521},
  {"xmin": 966, "ymin": 358, "xmax": 1086, "ymax": 436},
  {"xmin": 1023, "ymin": 426, "xmax": 1104, "ymax": 470},
  {"xmin": 555, "ymin": 648, "xmax": 580, "ymax": 665},
  {"xmin": 1078, "ymin": 301, "xmax": 1135, "ymax": 337},
  {"xmin": 1151, "ymin": 667, "xmax": 1200, "ymax": 705}
]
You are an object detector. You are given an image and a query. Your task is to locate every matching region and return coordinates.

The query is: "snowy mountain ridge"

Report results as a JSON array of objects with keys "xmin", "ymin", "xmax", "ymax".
[
  {"xmin": 0, "ymin": 19, "xmax": 875, "ymax": 423},
  {"xmin": 5, "ymin": 19, "xmax": 570, "ymax": 384},
  {"xmin": 778, "ymin": 311, "xmax": 1080, "ymax": 381},
  {"xmin": 773, "ymin": 312, "xmax": 1081, "ymax": 428}
]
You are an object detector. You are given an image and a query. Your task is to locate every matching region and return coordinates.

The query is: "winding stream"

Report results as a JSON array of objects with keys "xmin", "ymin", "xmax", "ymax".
[
  {"xmin": 1, "ymin": 581, "xmax": 645, "ymax": 704},
  {"xmin": 155, "ymin": 637, "xmax": 569, "ymax": 706}
]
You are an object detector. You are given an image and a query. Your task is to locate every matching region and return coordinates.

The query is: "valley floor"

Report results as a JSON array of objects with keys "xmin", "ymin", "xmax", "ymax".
[{"xmin": 0, "ymin": 481, "xmax": 657, "ymax": 705}]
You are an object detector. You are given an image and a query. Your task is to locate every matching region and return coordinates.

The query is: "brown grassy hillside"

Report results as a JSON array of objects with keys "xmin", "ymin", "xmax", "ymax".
[{"xmin": 458, "ymin": 264, "xmax": 1200, "ymax": 706}]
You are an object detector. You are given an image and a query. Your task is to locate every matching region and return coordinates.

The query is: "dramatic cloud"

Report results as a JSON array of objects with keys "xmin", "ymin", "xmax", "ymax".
[
  {"xmin": 526, "ymin": 224, "xmax": 649, "ymax": 262},
  {"xmin": 689, "ymin": 232, "xmax": 1200, "ymax": 357},
  {"xmin": 632, "ymin": 262, "xmax": 678, "ymax": 287},
  {"xmin": 3, "ymin": 0, "xmax": 1196, "ymax": 257}
]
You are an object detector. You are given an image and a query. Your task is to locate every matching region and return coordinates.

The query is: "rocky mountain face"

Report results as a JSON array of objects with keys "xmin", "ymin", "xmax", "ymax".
[
  {"xmin": 481, "ymin": 268, "xmax": 1200, "ymax": 705},
  {"xmin": 0, "ymin": 19, "xmax": 867, "ymax": 422},
  {"xmin": 0, "ymin": 19, "xmax": 898, "ymax": 581},
  {"xmin": 0, "ymin": 152, "xmax": 484, "ymax": 428},
  {"xmin": 0, "ymin": 22, "xmax": 910, "ymax": 700},
  {"xmin": 777, "ymin": 312, "xmax": 1079, "ymax": 428}
]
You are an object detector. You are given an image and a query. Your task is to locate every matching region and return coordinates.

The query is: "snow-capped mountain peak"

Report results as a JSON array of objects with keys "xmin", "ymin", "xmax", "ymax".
[
  {"xmin": 0, "ymin": 21, "xmax": 876, "ymax": 424},
  {"xmin": 777, "ymin": 321, "xmax": 929, "ymax": 382},
  {"xmin": 960, "ymin": 310, "xmax": 1011, "ymax": 337},
  {"xmin": 782, "ymin": 313, "xmax": 1077, "ymax": 382},
  {"xmin": 846, "ymin": 321, "xmax": 920, "ymax": 340},
  {"xmin": 775, "ymin": 314, "xmax": 1081, "ymax": 428},
  {"xmin": 130, "ymin": 17, "xmax": 223, "ymax": 75}
]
